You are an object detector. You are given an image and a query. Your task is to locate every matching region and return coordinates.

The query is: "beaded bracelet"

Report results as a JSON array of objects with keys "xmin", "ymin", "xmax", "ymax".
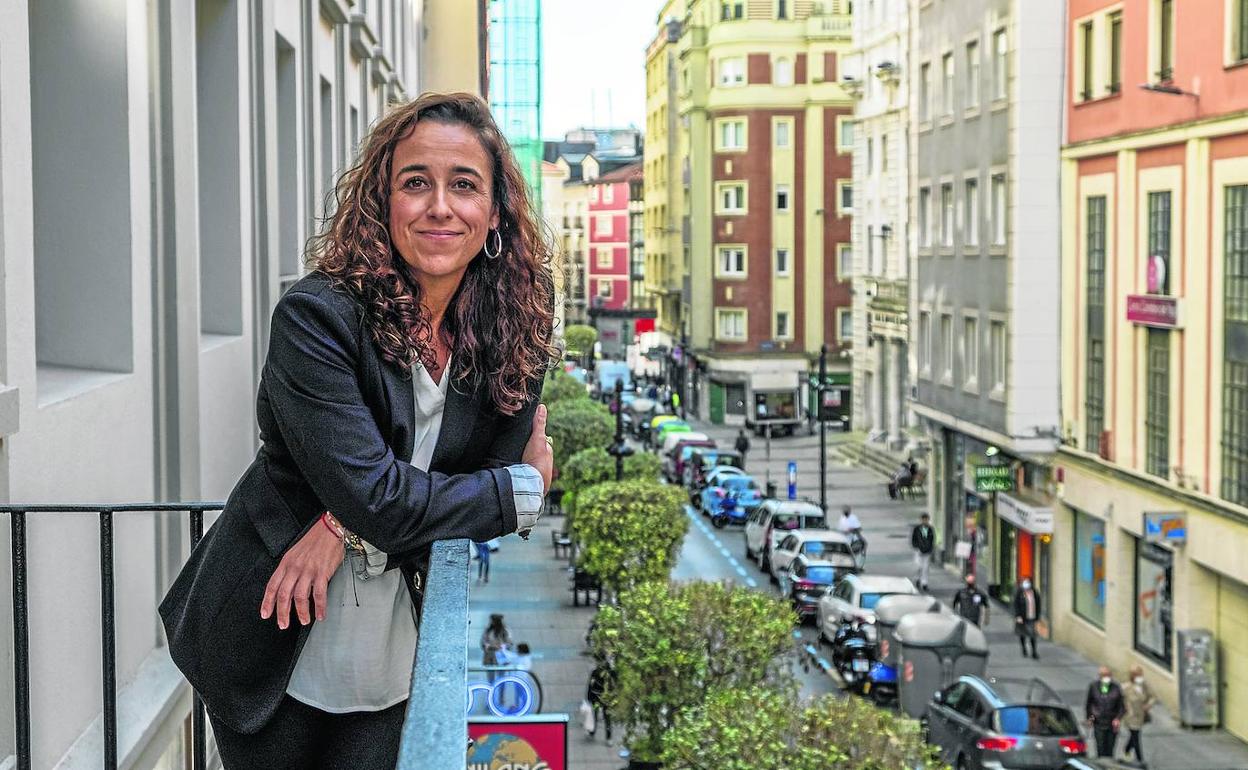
[{"xmin": 321, "ymin": 511, "xmax": 363, "ymax": 551}]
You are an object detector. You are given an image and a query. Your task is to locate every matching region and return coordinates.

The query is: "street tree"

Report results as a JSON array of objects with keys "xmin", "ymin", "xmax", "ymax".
[
  {"xmin": 559, "ymin": 447, "xmax": 661, "ymax": 517},
  {"xmin": 573, "ymin": 479, "xmax": 686, "ymax": 594}
]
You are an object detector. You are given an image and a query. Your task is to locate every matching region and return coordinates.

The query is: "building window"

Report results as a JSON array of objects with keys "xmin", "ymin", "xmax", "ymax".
[
  {"xmin": 1146, "ymin": 328, "xmax": 1171, "ymax": 479},
  {"xmin": 1086, "ymin": 196, "xmax": 1107, "ymax": 454},
  {"xmin": 776, "ymin": 311, "xmax": 790, "ymax": 338},
  {"xmin": 1073, "ymin": 509, "xmax": 1107, "ymax": 628},
  {"xmin": 941, "ymin": 52, "xmax": 955, "ymax": 115},
  {"xmin": 717, "ymin": 309, "xmax": 747, "ymax": 340},
  {"xmin": 991, "ymin": 173, "xmax": 1007, "ymax": 245},
  {"xmin": 839, "ymin": 309, "xmax": 854, "ymax": 342},
  {"xmin": 721, "ymin": 1, "xmax": 744, "ymax": 20},
  {"xmin": 966, "ymin": 40, "xmax": 980, "ymax": 109},
  {"xmin": 940, "ymin": 183, "xmax": 954, "ymax": 247},
  {"xmin": 1237, "ymin": 0, "xmax": 1248, "ymax": 62},
  {"xmin": 1224, "ymin": 186, "xmax": 1248, "ymax": 504},
  {"xmin": 838, "ymin": 182, "xmax": 854, "ymax": 215},
  {"xmin": 776, "ymin": 248, "xmax": 790, "ymax": 275},
  {"xmin": 597, "ymin": 280, "xmax": 612, "ymax": 299},
  {"xmin": 838, "ymin": 118, "xmax": 856, "ymax": 151},
  {"xmin": 867, "ymin": 137, "xmax": 875, "ymax": 173},
  {"xmin": 718, "ymin": 119, "xmax": 746, "ymax": 150},
  {"xmin": 1148, "ymin": 191, "xmax": 1172, "ymax": 295},
  {"xmin": 717, "ymin": 183, "xmax": 746, "ymax": 213},
  {"xmin": 866, "ymin": 226, "xmax": 875, "ymax": 275},
  {"xmin": 1109, "ymin": 11, "xmax": 1124, "ymax": 93},
  {"xmin": 920, "ymin": 62, "xmax": 933, "ymax": 121},
  {"xmin": 1080, "ymin": 21, "xmax": 1095, "ymax": 100},
  {"xmin": 919, "ymin": 311, "xmax": 932, "ymax": 375},
  {"xmin": 1134, "ymin": 540, "xmax": 1174, "ymax": 666},
  {"xmin": 1157, "ymin": 0, "xmax": 1174, "ymax": 80},
  {"xmin": 990, "ymin": 320, "xmax": 1006, "ymax": 391},
  {"xmin": 880, "ymin": 134, "xmax": 889, "ymax": 172},
  {"xmin": 596, "ymin": 248, "xmax": 613, "ymax": 268},
  {"xmin": 775, "ymin": 121, "xmax": 790, "ymax": 148},
  {"xmin": 838, "ymin": 245, "xmax": 853, "ymax": 279},
  {"xmin": 717, "ymin": 245, "xmax": 746, "ymax": 276},
  {"xmin": 777, "ymin": 0, "xmax": 788, "ymax": 19},
  {"xmin": 774, "ymin": 57, "xmax": 793, "ymax": 86},
  {"xmin": 919, "ymin": 186, "xmax": 932, "ymax": 247},
  {"xmin": 940, "ymin": 314, "xmax": 954, "ymax": 381},
  {"xmin": 718, "ymin": 57, "xmax": 745, "ymax": 86},
  {"xmin": 964, "ymin": 178, "xmax": 979, "ymax": 248},
  {"xmin": 963, "ymin": 316, "xmax": 979, "ymax": 387},
  {"xmin": 776, "ymin": 184, "xmax": 791, "ymax": 211},
  {"xmin": 993, "ymin": 30, "xmax": 1008, "ymax": 100}
]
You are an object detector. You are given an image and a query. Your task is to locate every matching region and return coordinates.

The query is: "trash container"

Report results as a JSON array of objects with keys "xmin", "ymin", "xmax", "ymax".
[
  {"xmin": 894, "ymin": 613, "xmax": 989, "ymax": 718},
  {"xmin": 765, "ymin": 480, "xmax": 778, "ymax": 499},
  {"xmin": 873, "ymin": 594, "xmax": 948, "ymax": 669}
]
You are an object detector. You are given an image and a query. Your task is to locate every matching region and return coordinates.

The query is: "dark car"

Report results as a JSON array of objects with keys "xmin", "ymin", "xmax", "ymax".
[
  {"xmin": 777, "ymin": 554, "xmax": 843, "ymax": 620},
  {"xmin": 925, "ymin": 676, "xmax": 1087, "ymax": 770}
]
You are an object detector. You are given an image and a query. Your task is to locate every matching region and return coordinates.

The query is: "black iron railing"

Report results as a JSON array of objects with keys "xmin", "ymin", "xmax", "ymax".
[{"xmin": 4, "ymin": 505, "xmax": 471, "ymax": 770}]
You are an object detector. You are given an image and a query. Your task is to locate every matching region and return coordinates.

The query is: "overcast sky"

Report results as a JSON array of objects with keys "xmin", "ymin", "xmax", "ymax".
[{"xmin": 541, "ymin": 0, "xmax": 668, "ymax": 140}]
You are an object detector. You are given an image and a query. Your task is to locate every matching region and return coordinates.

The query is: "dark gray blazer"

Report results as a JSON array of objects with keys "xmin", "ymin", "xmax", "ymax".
[{"xmin": 159, "ymin": 272, "xmax": 538, "ymax": 734}]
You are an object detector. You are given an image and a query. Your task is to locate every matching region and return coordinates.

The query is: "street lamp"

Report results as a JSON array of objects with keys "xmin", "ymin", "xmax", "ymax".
[
  {"xmin": 607, "ymin": 379, "xmax": 634, "ymax": 481},
  {"xmin": 678, "ymin": 332, "xmax": 688, "ymax": 420}
]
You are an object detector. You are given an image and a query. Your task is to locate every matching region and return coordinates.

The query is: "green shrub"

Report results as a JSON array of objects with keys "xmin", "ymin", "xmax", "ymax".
[
  {"xmin": 546, "ymin": 399, "xmax": 612, "ymax": 471},
  {"xmin": 573, "ymin": 480, "xmax": 687, "ymax": 594},
  {"xmin": 559, "ymin": 448, "xmax": 663, "ymax": 516},
  {"xmin": 590, "ymin": 580, "xmax": 795, "ymax": 762},
  {"xmin": 563, "ymin": 324, "xmax": 597, "ymax": 359},
  {"xmin": 540, "ymin": 369, "xmax": 590, "ymax": 408}
]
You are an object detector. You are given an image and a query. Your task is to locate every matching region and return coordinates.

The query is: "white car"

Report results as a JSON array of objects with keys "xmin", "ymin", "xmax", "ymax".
[
  {"xmin": 743, "ymin": 499, "xmax": 828, "ymax": 572},
  {"xmin": 660, "ymin": 431, "xmax": 708, "ymax": 457},
  {"xmin": 816, "ymin": 573, "xmax": 918, "ymax": 643},
  {"xmin": 769, "ymin": 530, "xmax": 856, "ymax": 583},
  {"xmin": 692, "ymin": 466, "xmax": 745, "ymax": 510}
]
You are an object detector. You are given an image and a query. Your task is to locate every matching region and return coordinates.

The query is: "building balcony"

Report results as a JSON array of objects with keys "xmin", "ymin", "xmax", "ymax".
[
  {"xmin": 806, "ymin": 12, "xmax": 851, "ymax": 42},
  {"xmin": 4, "ymin": 502, "xmax": 473, "ymax": 770}
]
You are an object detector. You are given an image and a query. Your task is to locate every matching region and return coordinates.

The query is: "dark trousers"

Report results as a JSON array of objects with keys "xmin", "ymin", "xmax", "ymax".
[
  {"xmin": 1092, "ymin": 723, "xmax": 1118, "ymax": 758},
  {"xmin": 210, "ymin": 695, "xmax": 406, "ymax": 770},
  {"xmin": 589, "ymin": 697, "xmax": 612, "ymax": 738},
  {"xmin": 1016, "ymin": 620, "xmax": 1038, "ymax": 657},
  {"xmin": 1125, "ymin": 728, "xmax": 1145, "ymax": 762}
]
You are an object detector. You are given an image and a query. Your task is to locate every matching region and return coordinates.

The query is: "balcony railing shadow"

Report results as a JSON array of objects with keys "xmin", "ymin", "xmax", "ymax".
[{"xmin": 3, "ymin": 503, "xmax": 470, "ymax": 770}]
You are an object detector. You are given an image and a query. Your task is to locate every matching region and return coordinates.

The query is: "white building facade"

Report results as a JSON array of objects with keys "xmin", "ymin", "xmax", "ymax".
[
  {"xmin": 846, "ymin": 0, "xmax": 911, "ymax": 446},
  {"xmin": 0, "ymin": 1, "xmax": 478, "ymax": 768}
]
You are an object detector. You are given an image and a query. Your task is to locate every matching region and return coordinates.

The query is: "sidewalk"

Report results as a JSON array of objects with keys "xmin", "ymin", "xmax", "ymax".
[
  {"xmin": 468, "ymin": 519, "xmax": 625, "ymax": 770},
  {"xmin": 687, "ymin": 418, "xmax": 1248, "ymax": 770}
]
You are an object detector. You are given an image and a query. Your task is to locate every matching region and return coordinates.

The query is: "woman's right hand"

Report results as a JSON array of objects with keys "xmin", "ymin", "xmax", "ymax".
[
  {"xmin": 260, "ymin": 514, "xmax": 345, "ymax": 629},
  {"xmin": 521, "ymin": 403, "xmax": 554, "ymax": 493}
]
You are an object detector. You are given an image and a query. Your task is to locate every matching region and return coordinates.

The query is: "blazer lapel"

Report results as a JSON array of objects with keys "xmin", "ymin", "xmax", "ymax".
[
  {"xmin": 381, "ymin": 363, "xmax": 416, "ymax": 463},
  {"xmin": 430, "ymin": 375, "xmax": 479, "ymax": 472}
]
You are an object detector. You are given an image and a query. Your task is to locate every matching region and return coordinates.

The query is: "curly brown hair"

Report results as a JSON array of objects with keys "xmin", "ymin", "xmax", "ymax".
[{"xmin": 309, "ymin": 92, "xmax": 556, "ymax": 416}]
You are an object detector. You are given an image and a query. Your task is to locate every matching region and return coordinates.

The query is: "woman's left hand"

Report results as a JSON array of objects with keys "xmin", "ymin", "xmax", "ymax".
[{"xmin": 260, "ymin": 516, "xmax": 345, "ymax": 629}]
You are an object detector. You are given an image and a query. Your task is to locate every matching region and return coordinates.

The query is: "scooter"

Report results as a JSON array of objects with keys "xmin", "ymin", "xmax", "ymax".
[
  {"xmin": 711, "ymin": 491, "xmax": 748, "ymax": 528},
  {"xmin": 830, "ymin": 619, "xmax": 892, "ymax": 698}
]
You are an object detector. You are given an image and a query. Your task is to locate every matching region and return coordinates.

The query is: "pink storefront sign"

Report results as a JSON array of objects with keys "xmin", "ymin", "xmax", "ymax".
[{"xmin": 1125, "ymin": 294, "xmax": 1181, "ymax": 329}]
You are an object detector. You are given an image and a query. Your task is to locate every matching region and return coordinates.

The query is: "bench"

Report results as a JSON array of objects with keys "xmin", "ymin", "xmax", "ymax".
[
  {"xmin": 896, "ymin": 469, "xmax": 928, "ymax": 500},
  {"xmin": 571, "ymin": 568, "xmax": 603, "ymax": 607},
  {"xmin": 551, "ymin": 529, "xmax": 573, "ymax": 559}
]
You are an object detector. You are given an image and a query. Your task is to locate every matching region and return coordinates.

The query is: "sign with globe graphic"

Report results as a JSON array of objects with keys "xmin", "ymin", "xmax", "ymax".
[{"xmin": 468, "ymin": 717, "xmax": 568, "ymax": 770}]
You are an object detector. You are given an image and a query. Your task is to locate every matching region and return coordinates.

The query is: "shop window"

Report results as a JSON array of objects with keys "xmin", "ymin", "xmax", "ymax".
[
  {"xmin": 1086, "ymin": 196, "xmax": 1107, "ymax": 453},
  {"xmin": 1073, "ymin": 509, "xmax": 1106, "ymax": 628},
  {"xmin": 1135, "ymin": 540, "xmax": 1174, "ymax": 666},
  {"xmin": 1146, "ymin": 329, "xmax": 1171, "ymax": 479}
]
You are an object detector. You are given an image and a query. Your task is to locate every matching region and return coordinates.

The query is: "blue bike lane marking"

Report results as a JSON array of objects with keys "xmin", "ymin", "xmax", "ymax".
[{"xmin": 685, "ymin": 505, "xmax": 758, "ymax": 588}]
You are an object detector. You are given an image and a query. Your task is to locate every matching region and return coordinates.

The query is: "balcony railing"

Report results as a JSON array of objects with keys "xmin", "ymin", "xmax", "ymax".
[{"xmin": 4, "ymin": 503, "xmax": 470, "ymax": 770}]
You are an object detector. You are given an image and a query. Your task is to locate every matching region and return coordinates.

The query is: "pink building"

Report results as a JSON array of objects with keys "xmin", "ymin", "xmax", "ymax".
[{"xmin": 586, "ymin": 162, "xmax": 641, "ymax": 311}]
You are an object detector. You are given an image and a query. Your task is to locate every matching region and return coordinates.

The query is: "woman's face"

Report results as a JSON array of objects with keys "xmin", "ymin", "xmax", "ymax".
[{"xmin": 389, "ymin": 120, "xmax": 499, "ymax": 290}]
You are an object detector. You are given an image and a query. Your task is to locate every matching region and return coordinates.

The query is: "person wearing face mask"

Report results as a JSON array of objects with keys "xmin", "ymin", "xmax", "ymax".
[
  {"xmin": 1085, "ymin": 665, "xmax": 1126, "ymax": 759},
  {"xmin": 952, "ymin": 573, "xmax": 989, "ymax": 626},
  {"xmin": 1011, "ymin": 577, "xmax": 1042, "ymax": 659},
  {"xmin": 1122, "ymin": 665, "xmax": 1156, "ymax": 766}
]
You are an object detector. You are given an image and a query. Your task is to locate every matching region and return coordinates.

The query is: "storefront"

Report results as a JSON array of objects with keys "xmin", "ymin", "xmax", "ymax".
[
  {"xmin": 1071, "ymin": 507, "xmax": 1107, "ymax": 629},
  {"xmin": 993, "ymin": 492, "xmax": 1054, "ymax": 613}
]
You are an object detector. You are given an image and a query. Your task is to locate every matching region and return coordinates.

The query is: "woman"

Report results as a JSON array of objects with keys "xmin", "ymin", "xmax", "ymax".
[
  {"xmin": 480, "ymin": 613, "xmax": 514, "ymax": 667},
  {"xmin": 160, "ymin": 92, "xmax": 556, "ymax": 769},
  {"xmin": 1123, "ymin": 665, "xmax": 1156, "ymax": 766}
]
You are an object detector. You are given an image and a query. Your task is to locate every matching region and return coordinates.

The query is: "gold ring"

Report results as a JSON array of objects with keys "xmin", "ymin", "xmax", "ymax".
[{"xmin": 544, "ymin": 435, "xmax": 554, "ymax": 447}]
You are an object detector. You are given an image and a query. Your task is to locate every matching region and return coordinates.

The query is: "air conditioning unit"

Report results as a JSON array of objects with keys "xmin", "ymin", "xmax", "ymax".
[{"xmin": 875, "ymin": 61, "xmax": 900, "ymax": 82}]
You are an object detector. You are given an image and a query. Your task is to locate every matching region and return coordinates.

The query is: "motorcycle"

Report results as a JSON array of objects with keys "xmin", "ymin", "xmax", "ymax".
[
  {"xmin": 829, "ymin": 619, "xmax": 892, "ymax": 698},
  {"xmin": 711, "ymin": 491, "xmax": 748, "ymax": 528}
]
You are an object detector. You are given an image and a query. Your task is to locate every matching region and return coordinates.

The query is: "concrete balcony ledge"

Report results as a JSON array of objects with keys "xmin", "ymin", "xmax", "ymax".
[{"xmin": 349, "ymin": 13, "xmax": 378, "ymax": 59}]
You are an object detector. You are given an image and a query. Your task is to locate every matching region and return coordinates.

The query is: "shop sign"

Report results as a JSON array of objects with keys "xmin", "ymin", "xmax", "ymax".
[
  {"xmin": 974, "ymin": 465, "xmax": 1014, "ymax": 493},
  {"xmin": 468, "ymin": 715, "xmax": 568, "ymax": 770},
  {"xmin": 1143, "ymin": 511, "xmax": 1186, "ymax": 544},
  {"xmin": 996, "ymin": 492, "xmax": 1054, "ymax": 534},
  {"xmin": 1126, "ymin": 294, "xmax": 1181, "ymax": 329}
]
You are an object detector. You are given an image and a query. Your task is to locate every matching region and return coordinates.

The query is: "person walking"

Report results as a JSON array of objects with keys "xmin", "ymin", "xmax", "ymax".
[
  {"xmin": 910, "ymin": 514, "xmax": 936, "ymax": 592},
  {"xmin": 586, "ymin": 658, "xmax": 616, "ymax": 741},
  {"xmin": 1011, "ymin": 578, "xmax": 1042, "ymax": 659},
  {"xmin": 475, "ymin": 540, "xmax": 492, "ymax": 583},
  {"xmin": 158, "ymin": 93, "xmax": 555, "ymax": 770},
  {"xmin": 480, "ymin": 613, "xmax": 514, "ymax": 677},
  {"xmin": 838, "ymin": 506, "xmax": 866, "ymax": 570},
  {"xmin": 734, "ymin": 428, "xmax": 751, "ymax": 468},
  {"xmin": 1122, "ymin": 665, "xmax": 1156, "ymax": 766},
  {"xmin": 1085, "ymin": 666, "xmax": 1126, "ymax": 759},
  {"xmin": 952, "ymin": 573, "xmax": 989, "ymax": 627}
]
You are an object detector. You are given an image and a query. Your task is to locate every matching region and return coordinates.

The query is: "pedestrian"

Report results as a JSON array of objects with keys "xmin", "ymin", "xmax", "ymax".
[
  {"xmin": 952, "ymin": 573, "xmax": 989, "ymax": 626},
  {"xmin": 1122, "ymin": 665, "xmax": 1156, "ymax": 766},
  {"xmin": 586, "ymin": 658, "xmax": 616, "ymax": 741},
  {"xmin": 838, "ymin": 506, "xmax": 866, "ymax": 569},
  {"xmin": 480, "ymin": 613, "xmax": 514, "ymax": 674},
  {"xmin": 1086, "ymin": 665, "xmax": 1126, "ymax": 759},
  {"xmin": 910, "ymin": 513, "xmax": 936, "ymax": 591},
  {"xmin": 475, "ymin": 540, "xmax": 492, "ymax": 583},
  {"xmin": 157, "ymin": 93, "xmax": 555, "ymax": 770},
  {"xmin": 888, "ymin": 458, "xmax": 918, "ymax": 499},
  {"xmin": 1012, "ymin": 577, "xmax": 1042, "ymax": 659},
  {"xmin": 734, "ymin": 428, "xmax": 751, "ymax": 468}
]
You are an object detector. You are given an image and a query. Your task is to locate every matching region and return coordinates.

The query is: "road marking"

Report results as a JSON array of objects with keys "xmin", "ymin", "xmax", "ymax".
[
  {"xmin": 745, "ymin": 577, "xmax": 758, "ymax": 588},
  {"xmin": 719, "ymin": 547, "xmax": 731, "ymax": 558},
  {"xmin": 735, "ymin": 565, "xmax": 747, "ymax": 577}
]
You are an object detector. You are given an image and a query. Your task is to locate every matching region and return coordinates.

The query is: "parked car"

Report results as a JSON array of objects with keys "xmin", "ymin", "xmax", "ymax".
[
  {"xmin": 924, "ymin": 676, "xmax": 1087, "ymax": 770},
  {"xmin": 743, "ymin": 499, "xmax": 829, "ymax": 572},
  {"xmin": 778, "ymin": 554, "xmax": 844, "ymax": 620},
  {"xmin": 653, "ymin": 420, "xmax": 693, "ymax": 448},
  {"xmin": 594, "ymin": 360, "xmax": 632, "ymax": 401},
  {"xmin": 691, "ymin": 466, "xmax": 746, "ymax": 509},
  {"xmin": 659, "ymin": 430, "xmax": 706, "ymax": 459},
  {"xmin": 682, "ymin": 449, "xmax": 745, "ymax": 489},
  {"xmin": 700, "ymin": 474, "xmax": 762, "ymax": 521},
  {"xmin": 664, "ymin": 438, "xmax": 716, "ymax": 482},
  {"xmin": 769, "ymin": 530, "xmax": 856, "ymax": 583},
  {"xmin": 816, "ymin": 574, "xmax": 917, "ymax": 643}
]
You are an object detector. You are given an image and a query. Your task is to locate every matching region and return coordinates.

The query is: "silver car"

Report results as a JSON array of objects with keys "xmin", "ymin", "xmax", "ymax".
[
  {"xmin": 924, "ymin": 676, "xmax": 1087, "ymax": 770},
  {"xmin": 769, "ymin": 529, "xmax": 856, "ymax": 583},
  {"xmin": 816, "ymin": 573, "xmax": 917, "ymax": 643}
]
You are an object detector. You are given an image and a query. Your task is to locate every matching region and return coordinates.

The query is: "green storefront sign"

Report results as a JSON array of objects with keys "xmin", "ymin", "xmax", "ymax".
[{"xmin": 974, "ymin": 465, "xmax": 1014, "ymax": 493}]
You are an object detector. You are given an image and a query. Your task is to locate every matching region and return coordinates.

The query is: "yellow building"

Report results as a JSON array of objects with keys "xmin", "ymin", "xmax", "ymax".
[{"xmin": 644, "ymin": 0, "xmax": 856, "ymax": 426}]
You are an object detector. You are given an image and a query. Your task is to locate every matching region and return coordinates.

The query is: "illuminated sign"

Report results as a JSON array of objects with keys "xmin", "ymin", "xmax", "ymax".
[
  {"xmin": 1126, "ymin": 294, "xmax": 1181, "ymax": 329},
  {"xmin": 468, "ymin": 715, "xmax": 568, "ymax": 770},
  {"xmin": 467, "ymin": 674, "xmax": 539, "ymax": 718},
  {"xmin": 1143, "ymin": 511, "xmax": 1186, "ymax": 544},
  {"xmin": 974, "ymin": 465, "xmax": 1013, "ymax": 493}
]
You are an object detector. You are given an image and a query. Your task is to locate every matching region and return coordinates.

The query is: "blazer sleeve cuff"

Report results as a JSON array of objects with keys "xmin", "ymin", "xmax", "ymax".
[{"xmin": 492, "ymin": 466, "xmax": 519, "ymax": 535}]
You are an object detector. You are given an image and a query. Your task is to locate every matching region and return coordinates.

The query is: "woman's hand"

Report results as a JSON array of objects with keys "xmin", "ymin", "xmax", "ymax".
[
  {"xmin": 521, "ymin": 403, "xmax": 554, "ymax": 493},
  {"xmin": 260, "ymin": 515, "xmax": 345, "ymax": 629}
]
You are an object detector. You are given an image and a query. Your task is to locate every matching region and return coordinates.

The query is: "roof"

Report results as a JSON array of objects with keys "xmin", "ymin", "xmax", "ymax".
[
  {"xmin": 593, "ymin": 161, "xmax": 643, "ymax": 185},
  {"xmin": 972, "ymin": 677, "xmax": 1065, "ymax": 708},
  {"xmin": 766, "ymin": 500, "xmax": 825, "ymax": 515},
  {"xmin": 787, "ymin": 529, "xmax": 851, "ymax": 544},
  {"xmin": 847, "ymin": 574, "xmax": 917, "ymax": 593}
]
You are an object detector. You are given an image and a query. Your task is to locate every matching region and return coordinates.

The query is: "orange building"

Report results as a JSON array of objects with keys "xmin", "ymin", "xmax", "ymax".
[{"xmin": 1058, "ymin": 0, "xmax": 1248, "ymax": 739}]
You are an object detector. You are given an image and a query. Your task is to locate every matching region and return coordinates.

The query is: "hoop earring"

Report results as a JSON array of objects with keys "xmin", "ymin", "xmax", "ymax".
[{"xmin": 483, "ymin": 229, "xmax": 503, "ymax": 260}]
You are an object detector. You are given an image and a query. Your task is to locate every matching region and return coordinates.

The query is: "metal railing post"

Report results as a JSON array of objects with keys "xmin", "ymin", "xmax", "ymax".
[
  {"xmin": 99, "ymin": 510, "xmax": 117, "ymax": 770},
  {"xmin": 11, "ymin": 511, "xmax": 30, "ymax": 770}
]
